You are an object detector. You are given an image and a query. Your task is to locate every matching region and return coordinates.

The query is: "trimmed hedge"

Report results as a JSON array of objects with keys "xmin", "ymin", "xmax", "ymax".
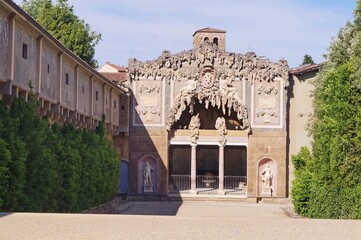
[
  {"xmin": 292, "ymin": 62, "xmax": 361, "ymax": 219},
  {"xmin": 0, "ymin": 96, "xmax": 120, "ymax": 212}
]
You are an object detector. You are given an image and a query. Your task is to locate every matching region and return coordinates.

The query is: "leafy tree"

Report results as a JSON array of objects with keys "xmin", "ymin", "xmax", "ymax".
[
  {"xmin": 302, "ymin": 54, "xmax": 315, "ymax": 65},
  {"xmin": 292, "ymin": 1, "xmax": 361, "ymax": 219},
  {"xmin": 21, "ymin": 0, "xmax": 101, "ymax": 68}
]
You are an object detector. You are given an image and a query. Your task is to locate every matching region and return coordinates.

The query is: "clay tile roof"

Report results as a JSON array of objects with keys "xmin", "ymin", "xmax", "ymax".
[
  {"xmin": 106, "ymin": 62, "xmax": 127, "ymax": 72},
  {"xmin": 193, "ymin": 27, "xmax": 226, "ymax": 36},
  {"xmin": 289, "ymin": 63, "xmax": 325, "ymax": 75},
  {"xmin": 100, "ymin": 72, "xmax": 127, "ymax": 83}
]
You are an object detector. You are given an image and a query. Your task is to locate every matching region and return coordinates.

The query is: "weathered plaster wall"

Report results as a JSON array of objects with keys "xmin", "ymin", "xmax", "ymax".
[
  {"xmin": 61, "ymin": 56, "xmax": 76, "ymax": 109},
  {"xmin": 93, "ymin": 78, "xmax": 103, "ymax": 120},
  {"xmin": 14, "ymin": 22, "xmax": 37, "ymax": 90},
  {"xmin": 288, "ymin": 71, "xmax": 316, "ymax": 191},
  {"xmin": 41, "ymin": 43, "xmax": 58, "ymax": 101},
  {"xmin": 78, "ymin": 69, "xmax": 91, "ymax": 115},
  {"xmin": 0, "ymin": 9, "xmax": 8, "ymax": 82}
]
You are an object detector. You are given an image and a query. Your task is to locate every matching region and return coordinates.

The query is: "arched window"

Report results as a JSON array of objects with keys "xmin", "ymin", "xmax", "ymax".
[
  {"xmin": 204, "ymin": 37, "xmax": 209, "ymax": 42},
  {"xmin": 213, "ymin": 37, "xmax": 219, "ymax": 46}
]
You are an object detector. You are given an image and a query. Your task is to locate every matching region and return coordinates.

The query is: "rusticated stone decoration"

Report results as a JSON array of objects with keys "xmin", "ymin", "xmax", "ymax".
[
  {"xmin": 215, "ymin": 117, "xmax": 227, "ymax": 146},
  {"xmin": 166, "ymin": 66, "xmax": 249, "ymax": 131},
  {"xmin": 128, "ymin": 41, "xmax": 289, "ymax": 128},
  {"xmin": 189, "ymin": 113, "xmax": 201, "ymax": 144},
  {"xmin": 128, "ymin": 41, "xmax": 289, "ymax": 87}
]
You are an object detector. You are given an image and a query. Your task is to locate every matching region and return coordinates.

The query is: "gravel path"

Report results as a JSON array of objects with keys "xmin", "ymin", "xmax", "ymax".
[{"xmin": 1, "ymin": 201, "xmax": 360, "ymax": 240}]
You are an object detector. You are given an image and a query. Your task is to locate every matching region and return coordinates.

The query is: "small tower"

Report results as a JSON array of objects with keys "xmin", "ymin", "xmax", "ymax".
[{"xmin": 193, "ymin": 27, "xmax": 226, "ymax": 50}]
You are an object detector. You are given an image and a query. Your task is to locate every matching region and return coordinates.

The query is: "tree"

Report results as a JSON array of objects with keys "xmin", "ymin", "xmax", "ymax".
[
  {"xmin": 21, "ymin": 0, "xmax": 101, "ymax": 68},
  {"xmin": 292, "ymin": 1, "xmax": 361, "ymax": 219},
  {"xmin": 302, "ymin": 54, "xmax": 315, "ymax": 65}
]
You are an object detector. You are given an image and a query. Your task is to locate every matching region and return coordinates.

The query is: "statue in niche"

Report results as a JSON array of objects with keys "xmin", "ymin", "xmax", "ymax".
[
  {"xmin": 143, "ymin": 161, "xmax": 153, "ymax": 185},
  {"xmin": 189, "ymin": 113, "xmax": 201, "ymax": 145},
  {"xmin": 260, "ymin": 164, "xmax": 273, "ymax": 188}
]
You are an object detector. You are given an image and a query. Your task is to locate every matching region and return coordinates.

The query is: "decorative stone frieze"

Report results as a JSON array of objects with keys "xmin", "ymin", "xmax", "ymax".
[{"xmin": 128, "ymin": 41, "xmax": 289, "ymax": 88}]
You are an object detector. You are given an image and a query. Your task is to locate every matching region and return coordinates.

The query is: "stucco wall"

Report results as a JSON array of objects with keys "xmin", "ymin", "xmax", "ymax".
[
  {"xmin": 61, "ymin": 56, "xmax": 76, "ymax": 109},
  {"xmin": 288, "ymin": 71, "xmax": 317, "ymax": 189},
  {"xmin": 0, "ymin": 8, "xmax": 8, "ymax": 82},
  {"xmin": 14, "ymin": 22, "xmax": 37, "ymax": 90},
  {"xmin": 78, "ymin": 69, "xmax": 91, "ymax": 115},
  {"xmin": 41, "ymin": 43, "xmax": 58, "ymax": 101},
  {"xmin": 93, "ymin": 78, "xmax": 103, "ymax": 120}
]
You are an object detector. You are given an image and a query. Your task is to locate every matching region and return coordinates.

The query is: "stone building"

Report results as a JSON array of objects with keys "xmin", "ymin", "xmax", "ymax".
[
  {"xmin": 0, "ymin": 0, "xmax": 128, "ymax": 148},
  {"xmin": 125, "ymin": 27, "xmax": 292, "ymax": 201},
  {"xmin": 1, "ymin": 0, "xmax": 322, "ymax": 201}
]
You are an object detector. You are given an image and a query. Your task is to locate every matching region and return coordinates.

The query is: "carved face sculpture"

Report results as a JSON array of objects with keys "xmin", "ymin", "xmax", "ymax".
[{"xmin": 201, "ymin": 71, "xmax": 215, "ymax": 88}]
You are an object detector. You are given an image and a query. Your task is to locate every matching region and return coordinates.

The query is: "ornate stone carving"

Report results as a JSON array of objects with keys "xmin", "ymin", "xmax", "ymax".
[
  {"xmin": 257, "ymin": 85, "xmax": 278, "ymax": 95},
  {"xmin": 139, "ymin": 85, "xmax": 160, "ymax": 94},
  {"xmin": 215, "ymin": 117, "xmax": 227, "ymax": 146},
  {"xmin": 189, "ymin": 113, "xmax": 201, "ymax": 145},
  {"xmin": 256, "ymin": 109, "xmax": 279, "ymax": 123},
  {"xmin": 128, "ymin": 41, "xmax": 289, "ymax": 87}
]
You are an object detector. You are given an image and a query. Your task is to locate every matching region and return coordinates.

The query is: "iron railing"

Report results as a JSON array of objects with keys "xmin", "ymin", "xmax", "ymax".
[
  {"xmin": 224, "ymin": 176, "xmax": 247, "ymax": 190},
  {"xmin": 169, "ymin": 175, "xmax": 247, "ymax": 191},
  {"xmin": 169, "ymin": 175, "xmax": 191, "ymax": 191}
]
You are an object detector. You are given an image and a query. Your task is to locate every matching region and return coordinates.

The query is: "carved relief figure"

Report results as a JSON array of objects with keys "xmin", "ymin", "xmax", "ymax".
[
  {"xmin": 215, "ymin": 117, "xmax": 227, "ymax": 146},
  {"xmin": 143, "ymin": 161, "xmax": 153, "ymax": 185},
  {"xmin": 219, "ymin": 73, "xmax": 242, "ymax": 104},
  {"xmin": 189, "ymin": 114, "xmax": 201, "ymax": 144},
  {"xmin": 260, "ymin": 164, "xmax": 273, "ymax": 188}
]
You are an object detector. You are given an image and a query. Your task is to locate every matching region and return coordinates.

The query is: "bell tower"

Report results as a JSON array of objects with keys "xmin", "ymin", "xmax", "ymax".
[{"xmin": 193, "ymin": 27, "xmax": 226, "ymax": 50}]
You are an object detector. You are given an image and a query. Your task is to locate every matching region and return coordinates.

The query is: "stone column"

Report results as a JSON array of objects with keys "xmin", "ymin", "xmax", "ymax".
[
  {"xmin": 190, "ymin": 143, "xmax": 197, "ymax": 194},
  {"xmin": 218, "ymin": 144, "xmax": 225, "ymax": 194}
]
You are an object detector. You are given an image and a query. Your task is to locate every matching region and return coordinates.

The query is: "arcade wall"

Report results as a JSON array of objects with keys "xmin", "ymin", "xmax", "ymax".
[{"xmin": 0, "ymin": 0, "xmax": 126, "ymax": 134}]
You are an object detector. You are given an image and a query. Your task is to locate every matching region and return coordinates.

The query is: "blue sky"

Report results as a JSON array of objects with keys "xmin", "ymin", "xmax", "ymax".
[{"xmin": 15, "ymin": 0, "xmax": 357, "ymax": 68}]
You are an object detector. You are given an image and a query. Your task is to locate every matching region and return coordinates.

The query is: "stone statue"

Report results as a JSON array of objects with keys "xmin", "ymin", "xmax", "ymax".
[
  {"xmin": 215, "ymin": 117, "xmax": 227, "ymax": 146},
  {"xmin": 189, "ymin": 113, "xmax": 201, "ymax": 145},
  {"xmin": 260, "ymin": 164, "xmax": 273, "ymax": 188},
  {"xmin": 143, "ymin": 161, "xmax": 153, "ymax": 185}
]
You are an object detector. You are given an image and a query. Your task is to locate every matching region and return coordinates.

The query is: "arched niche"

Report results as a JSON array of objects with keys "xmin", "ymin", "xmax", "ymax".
[
  {"xmin": 137, "ymin": 155, "xmax": 158, "ymax": 194},
  {"xmin": 257, "ymin": 158, "xmax": 277, "ymax": 196}
]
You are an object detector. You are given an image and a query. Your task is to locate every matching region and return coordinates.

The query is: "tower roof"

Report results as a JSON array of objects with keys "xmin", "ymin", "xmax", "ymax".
[{"xmin": 193, "ymin": 27, "xmax": 226, "ymax": 36}]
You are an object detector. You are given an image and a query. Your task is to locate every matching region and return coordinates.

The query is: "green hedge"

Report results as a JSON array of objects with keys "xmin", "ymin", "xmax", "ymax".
[
  {"xmin": 0, "ymin": 96, "xmax": 120, "ymax": 212},
  {"xmin": 292, "ymin": 62, "xmax": 361, "ymax": 219}
]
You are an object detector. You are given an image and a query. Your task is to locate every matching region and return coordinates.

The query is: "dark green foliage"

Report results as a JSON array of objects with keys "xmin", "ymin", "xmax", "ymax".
[
  {"xmin": 0, "ymin": 96, "xmax": 119, "ymax": 212},
  {"xmin": 292, "ymin": 62, "xmax": 361, "ymax": 219},
  {"xmin": 302, "ymin": 54, "xmax": 315, "ymax": 65},
  {"xmin": 21, "ymin": 0, "xmax": 101, "ymax": 68},
  {"xmin": 292, "ymin": 1, "xmax": 361, "ymax": 219},
  {"xmin": 291, "ymin": 147, "xmax": 313, "ymax": 216}
]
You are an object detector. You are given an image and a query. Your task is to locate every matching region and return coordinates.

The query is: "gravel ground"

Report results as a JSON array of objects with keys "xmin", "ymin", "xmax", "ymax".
[{"xmin": 0, "ymin": 201, "xmax": 360, "ymax": 240}]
